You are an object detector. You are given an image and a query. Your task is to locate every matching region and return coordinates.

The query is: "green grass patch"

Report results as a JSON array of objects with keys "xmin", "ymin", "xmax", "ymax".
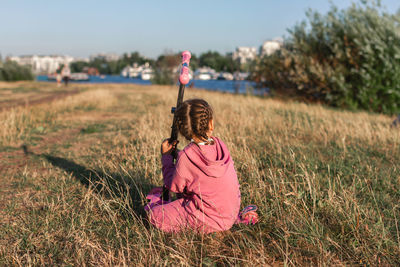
[
  {"xmin": 10, "ymin": 87, "xmax": 41, "ymax": 93},
  {"xmin": 80, "ymin": 124, "xmax": 107, "ymax": 134}
]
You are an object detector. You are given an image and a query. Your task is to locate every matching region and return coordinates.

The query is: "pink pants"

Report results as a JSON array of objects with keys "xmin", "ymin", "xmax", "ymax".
[{"xmin": 148, "ymin": 199, "xmax": 215, "ymax": 233}]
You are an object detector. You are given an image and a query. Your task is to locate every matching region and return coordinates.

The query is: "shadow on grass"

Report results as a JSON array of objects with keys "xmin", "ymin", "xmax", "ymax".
[{"xmin": 22, "ymin": 145, "xmax": 154, "ymax": 221}]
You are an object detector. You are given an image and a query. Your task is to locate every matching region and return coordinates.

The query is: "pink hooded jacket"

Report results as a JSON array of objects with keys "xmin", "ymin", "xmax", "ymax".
[{"xmin": 161, "ymin": 136, "xmax": 241, "ymax": 231}]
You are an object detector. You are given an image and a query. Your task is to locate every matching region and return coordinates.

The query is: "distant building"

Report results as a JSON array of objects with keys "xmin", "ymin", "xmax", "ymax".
[
  {"xmin": 90, "ymin": 53, "xmax": 121, "ymax": 62},
  {"xmin": 8, "ymin": 55, "xmax": 75, "ymax": 74},
  {"xmin": 74, "ymin": 57, "xmax": 90, "ymax": 63},
  {"xmin": 260, "ymin": 40, "xmax": 281, "ymax": 57},
  {"xmin": 232, "ymin": 47, "xmax": 257, "ymax": 65}
]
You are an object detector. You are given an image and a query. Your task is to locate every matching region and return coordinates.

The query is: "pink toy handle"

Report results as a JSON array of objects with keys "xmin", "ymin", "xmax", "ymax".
[{"xmin": 179, "ymin": 51, "xmax": 191, "ymax": 85}]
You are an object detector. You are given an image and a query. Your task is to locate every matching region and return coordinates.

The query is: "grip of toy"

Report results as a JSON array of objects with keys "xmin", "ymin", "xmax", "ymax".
[{"xmin": 179, "ymin": 51, "xmax": 191, "ymax": 85}]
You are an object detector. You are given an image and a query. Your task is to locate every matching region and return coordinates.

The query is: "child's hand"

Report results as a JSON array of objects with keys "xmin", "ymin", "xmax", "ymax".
[{"xmin": 161, "ymin": 139, "xmax": 179, "ymax": 155}]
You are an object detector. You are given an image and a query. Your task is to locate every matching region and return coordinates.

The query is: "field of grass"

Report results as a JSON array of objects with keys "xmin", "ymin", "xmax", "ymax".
[{"xmin": 0, "ymin": 81, "xmax": 399, "ymax": 266}]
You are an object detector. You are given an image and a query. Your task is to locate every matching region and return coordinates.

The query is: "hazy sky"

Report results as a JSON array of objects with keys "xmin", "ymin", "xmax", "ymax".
[{"xmin": 1, "ymin": 0, "xmax": 399, "ymax": 58}]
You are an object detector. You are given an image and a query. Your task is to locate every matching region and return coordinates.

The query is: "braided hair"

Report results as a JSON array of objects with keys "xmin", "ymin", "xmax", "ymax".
[{"xmin": 175, "ymin": 99, "xmax": 213, "ymax": 141}]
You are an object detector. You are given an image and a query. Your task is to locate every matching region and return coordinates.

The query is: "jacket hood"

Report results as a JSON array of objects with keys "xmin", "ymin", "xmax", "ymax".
[{"xmin": 183, "ymin": 136, "xmax": 232, "ymax": 178}]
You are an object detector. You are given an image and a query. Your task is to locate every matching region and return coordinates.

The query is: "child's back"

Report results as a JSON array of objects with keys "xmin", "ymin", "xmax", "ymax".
[{"xmin": 162, "ymin": 136, "xmax": 240, "ymax": 232}]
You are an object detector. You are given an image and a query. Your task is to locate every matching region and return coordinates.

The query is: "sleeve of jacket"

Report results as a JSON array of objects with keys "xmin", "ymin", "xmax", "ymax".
[{"xmin": 161, "ymin": 153, "xmax": 187, "ymax": 193}]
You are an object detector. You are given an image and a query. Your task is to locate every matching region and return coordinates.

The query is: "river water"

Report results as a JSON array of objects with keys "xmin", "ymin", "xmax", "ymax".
[{"xmin": 36, "ymin": 75, "xmax": 268, "ymax": 95}]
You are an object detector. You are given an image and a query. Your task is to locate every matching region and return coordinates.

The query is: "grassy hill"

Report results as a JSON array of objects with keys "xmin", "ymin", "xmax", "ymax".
[{"xmin": 0, "ymin": 82, "xmax": 399, "ymax": 266}]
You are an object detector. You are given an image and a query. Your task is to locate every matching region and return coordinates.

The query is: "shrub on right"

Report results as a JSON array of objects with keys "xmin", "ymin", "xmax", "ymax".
[{"xmin": 252, "ymin": 1, "xmax": 400, "ymax": 115}]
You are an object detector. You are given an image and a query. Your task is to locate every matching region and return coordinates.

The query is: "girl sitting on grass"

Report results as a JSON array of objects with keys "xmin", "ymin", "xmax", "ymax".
[{"xmin": 147, "ymin": 98, "xmax": 242, "ymax": 233}]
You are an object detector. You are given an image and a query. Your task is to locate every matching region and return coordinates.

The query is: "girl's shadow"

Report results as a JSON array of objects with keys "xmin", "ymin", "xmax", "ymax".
[
  {"xmin": 43, "ymin": 154, "xmax": 155, "ymax": 220},
  {"xmin": 23, "ymin": 145, "xmax": 156, "ymax": 220}
]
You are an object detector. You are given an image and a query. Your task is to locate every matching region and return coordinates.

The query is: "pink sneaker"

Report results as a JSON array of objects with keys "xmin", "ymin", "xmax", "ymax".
[
  {"xmin": 237, "ymin": 205, "xmax": 259, "ymax": 225},
  {"xmin": 144, "ymin": 187, "xmax": 171, "ymax": 212}
]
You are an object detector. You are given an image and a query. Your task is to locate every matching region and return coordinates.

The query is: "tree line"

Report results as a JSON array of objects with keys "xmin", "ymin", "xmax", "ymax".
[{"xmin": 70, "ymin": 51, "xmax": 240, "ymax": 75}]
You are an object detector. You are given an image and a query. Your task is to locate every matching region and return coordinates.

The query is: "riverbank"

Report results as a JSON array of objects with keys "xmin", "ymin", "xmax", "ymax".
[{"xmin": 0, "ymin": 82, "xmax": 399, "ymax": 265}]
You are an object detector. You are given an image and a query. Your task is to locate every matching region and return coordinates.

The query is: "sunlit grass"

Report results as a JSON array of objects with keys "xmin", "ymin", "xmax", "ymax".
[{"xmin": 0, "ymin": 82, "xmax": 399, "ymax": 266}]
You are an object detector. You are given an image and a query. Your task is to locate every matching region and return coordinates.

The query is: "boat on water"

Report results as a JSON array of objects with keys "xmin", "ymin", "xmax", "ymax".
[
  {"xmin": 121, "ymin": 68, "xmax": 129, "ymax": 78},
  {"xmin": 121, "ymin": 65, "xmax": 141, "ymax": 78},
  {"xmin": 140, "ymin": 68, "xmax": 154, "ymax": 80},
  {"xmin": 197, "ymin": 72, "xmax": 212, "ymax": 80},
  {"xmin": 121, "ymin": 62, "xmax": 154, "ymax": 79},
  {"xmin": 70, "ymin": 73, "xmax": 90, "ymax": 81},
  {"xmin": 194, "ymin": 67, "xmax": 216, "ymax": 80},
  {"xmin": 217, "ymin": 72, "xmax": 234, "ymax": 80},
  {"xmin": 129, "ymin": 68, "xmax": 142, "ymax": 78},
  {"xmin": 233, "ymin": 72, "xmax": 250, "ymax": 80}
]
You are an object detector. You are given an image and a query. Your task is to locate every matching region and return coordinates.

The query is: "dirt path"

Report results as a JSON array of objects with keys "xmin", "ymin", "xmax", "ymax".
[
  {"xmin": 0, "ymin": 109, "xmax": 128, "ymax": 219},
  {"xmin": 0, "ymin": 88, "xmax": 83, "ymax": 209},
  {"xmin": 0, "ymin": 88, "xmax": 80, "ymax": 111}
]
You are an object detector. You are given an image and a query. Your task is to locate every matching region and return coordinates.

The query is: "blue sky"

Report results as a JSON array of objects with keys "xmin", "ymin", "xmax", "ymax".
[{"xmin": 1, "ymin": 0, "xmax": 399, "ymax": 58}]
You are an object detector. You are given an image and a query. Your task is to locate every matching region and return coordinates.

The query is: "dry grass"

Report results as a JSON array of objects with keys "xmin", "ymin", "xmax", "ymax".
[{"xmin": 0, "ymin": 82, "xmax": 399, "ymax": 266}]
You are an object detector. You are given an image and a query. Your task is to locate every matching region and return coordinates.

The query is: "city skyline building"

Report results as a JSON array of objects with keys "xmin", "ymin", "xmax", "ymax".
[
  {"xmin": 260, "ymin": 40, "xmax": 282, "ymax": 57},
  {"xmin": 232, "ymin": 47, "xmax": 258, "ymax": 65},
  {"xmin": 8, "ymin": 55, "xmax": 76, "ymax": 74}
]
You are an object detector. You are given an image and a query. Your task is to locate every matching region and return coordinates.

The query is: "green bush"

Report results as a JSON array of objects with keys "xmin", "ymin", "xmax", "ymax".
[
  {"xmin": 0, "ymin": 61, "xmax": 34, "ymax": 81},
  {"xmin": 151, "ymin": 54, "xmax": 180, "ymax": 85},
  {"xmin": 199, "ymin": 51, "xmax": 240, "ymax": 72},
  {"xmin": 151, "ymin": 69, "xmax": 175, "ymax": 85},
  {"xmin": 253, "ymin": 1, "xmax": 400, "ymax": 114}
]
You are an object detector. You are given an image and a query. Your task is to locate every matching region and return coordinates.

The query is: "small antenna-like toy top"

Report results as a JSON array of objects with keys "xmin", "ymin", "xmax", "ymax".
[{"xmin": 179, "ymin": 51, "xmax": 191, "ymax": 85}]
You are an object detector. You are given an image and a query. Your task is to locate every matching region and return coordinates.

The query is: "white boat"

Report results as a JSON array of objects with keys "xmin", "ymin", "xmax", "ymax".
[
  {"xmin": 129, "ymin": 67, "xmax": 142, "ymax": 78},
  {"xmin": 121, "ymin": 65, "xmax": 142, "ymax": 78},
  {"xmin": 233, "ymin": 72, "xmax": 249, "ymax": 80},
  {"xmin": 140, "ymin": 68, "xmax": 154, "ymax": 80},
  {"xmin": 128, "ymin": 63, "xmax": 143, "ymax": 78},
  {"xmin": 121, "ymin": 67, "xmax": 129, "ymax": 78},
  {"xmin": 198, "ymin": 73, "xmax": 211, "ymax": 80},
  {"xmin": 70, "ymin": 73, "xmax": 90, "ymax": 81},
  {"xmin": 122, "ymin": 63, "xmax": 153, "ymax": 79},
  {"xmin": 194, "ymin": 67, "xmax": 216, "ymax": 80},
  {"xmin": 217, "ymin": 72, "xmax": 234, "ymax": 80}
]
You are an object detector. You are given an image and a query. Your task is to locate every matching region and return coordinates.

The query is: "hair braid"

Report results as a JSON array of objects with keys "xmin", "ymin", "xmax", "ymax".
[{"xmin": 175, "ymin": 99, "xmax": 213, "ymax": 141}]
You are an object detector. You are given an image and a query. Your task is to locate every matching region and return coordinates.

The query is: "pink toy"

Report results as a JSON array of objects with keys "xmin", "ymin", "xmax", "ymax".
[
  {"xmin": 181, "ymin": 50, "xmax": 191, "ymax": 65},
  {"xmin": 179, "ymin": 51, "xmax": 191, "ymax": 85}
]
